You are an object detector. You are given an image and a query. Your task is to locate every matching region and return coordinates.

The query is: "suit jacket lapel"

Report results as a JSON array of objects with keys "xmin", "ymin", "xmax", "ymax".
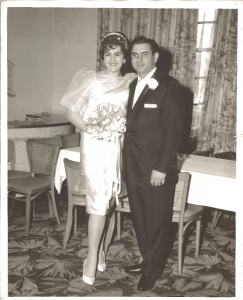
[
  {"xmin": 132, "ymin": 68, "xmax": 162, "ymax": 110},
  {"xmin": 127, "ymin": 78, "xmax": 137, "ymax": 116},
  {"xmin": 127, "ymin": 69, "xmax": 164, "ymax": 127},
  {"xmin": 132, "ymin": 84, "xmax": 150, "ymax": 110}
]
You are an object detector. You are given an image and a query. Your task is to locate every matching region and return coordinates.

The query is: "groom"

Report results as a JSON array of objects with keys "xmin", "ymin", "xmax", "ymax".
[{"xmin": 122, "ymin": 36, "xmax": 185, "ymax": 291}]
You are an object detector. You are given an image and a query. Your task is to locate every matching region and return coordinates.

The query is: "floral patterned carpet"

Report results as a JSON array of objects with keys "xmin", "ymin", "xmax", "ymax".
[{"xmin": 8, "ymin": 193, "xmax": 235, "ymax": 297}]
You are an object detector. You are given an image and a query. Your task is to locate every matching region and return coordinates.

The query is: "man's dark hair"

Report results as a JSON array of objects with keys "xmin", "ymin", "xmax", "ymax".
[{"xmin": 130, "ymin": 36, "xmax": 159, "ymax": 55}]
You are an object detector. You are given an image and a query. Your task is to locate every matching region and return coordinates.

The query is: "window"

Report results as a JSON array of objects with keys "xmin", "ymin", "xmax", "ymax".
[{"xmin": 191, "ymin": 9, "xmax": 218, "ymax": 136}]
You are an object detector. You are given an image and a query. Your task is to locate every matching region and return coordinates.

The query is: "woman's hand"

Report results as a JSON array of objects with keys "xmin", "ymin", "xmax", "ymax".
[{"xmin": 118, "ymin": 117, "xmax": 127, "ymax": 133}]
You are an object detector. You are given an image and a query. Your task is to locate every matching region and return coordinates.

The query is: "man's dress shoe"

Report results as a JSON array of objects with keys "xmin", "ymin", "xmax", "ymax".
[
  {"xmin": 137, "ymin": 274, "xmax": 156, "ymax": 291},
  {"xmin": 124, "ymin": 263, "xmax": 143, "ymax": 274}
]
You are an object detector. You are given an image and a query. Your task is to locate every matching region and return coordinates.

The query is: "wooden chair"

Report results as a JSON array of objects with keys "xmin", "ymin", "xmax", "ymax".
[
  {"xmin": 116, "ymin": 172, "xmax": 204, "ymax": 275},
  {"xmin": 9, "ymin": 137, "xmax": 60, "ymax": 176},
  {"xmin": 191, "ymin": 148, "xmax": 214, "ymax": 157},
  {"xmin": 8, "ymin": 139, "xmax": 32, "ymax": 210},
  {"xmin": 8, "ymin": 140, "xmax": 61, "ymax": 235},
  {"xmin": 8, "ymin": 139, "xmax": 32, "ymax": 179},
  {"xmin": 172, "ymin": 173, "xmax": 204, "ymax": 275},
  {"xmin": 8, "ymin": 139, "xmax": 15, "ymax": 170},
  {"xmin": 62, "ymin": 158, "xmax": 115, "ymax": 253},
  {"xmin": 8, "ymin": 137, "xmax": 59, "ymax": 180},
  {"xmin": 210, "ymin": 151, "xmax": 236, "ymax": 231},
  {"xmin": 58, "ymin": 133, "xmax": 80, "ymax": 149}
]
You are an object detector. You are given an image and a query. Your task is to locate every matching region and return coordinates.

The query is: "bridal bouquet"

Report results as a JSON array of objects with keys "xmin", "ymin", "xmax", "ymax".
[{"xmin": 83, "ymin": 103, "xmax": 126, "ymax": 141}]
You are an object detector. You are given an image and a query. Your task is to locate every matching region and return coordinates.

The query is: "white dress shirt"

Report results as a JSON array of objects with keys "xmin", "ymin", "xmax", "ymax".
[{"xmin": 132, "ymin": 67, "xmax": 157, "ymax": 108}]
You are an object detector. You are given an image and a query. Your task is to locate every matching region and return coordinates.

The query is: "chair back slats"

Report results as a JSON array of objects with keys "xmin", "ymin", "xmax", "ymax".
[
  {"xmin": 192, "ymin": 148, "xmax": 214, "ymax": 157},
  {"xmin": 64, "ymin": 158, "xmax": 81, "ymax": 193},
  {"xmin": 213, "ymin": 151, "xmax": 236, "ymax": 160},
  {"xmin": 58, "ymin": 133, "xmax": 80, "ymax": 149},
  {"xmin": 173, "ymin": 172, "xmax": 191, "ymax": 214},
  {"xmin": 26, "ymin": 140, "xmax": 60, "ymax": 176},
  {"xmin": 30, "ymin": 137, "xmax": 59, "ymax": 146},
  {"xmin": 173, "ymin": 180, "xmax": 185, "ymax": 211}
]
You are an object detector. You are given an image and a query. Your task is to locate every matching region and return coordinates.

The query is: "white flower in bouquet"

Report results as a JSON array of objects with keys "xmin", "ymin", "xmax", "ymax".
[{"xmin": 90, "ymin": 111, "xmax": 98, "ymax": 119}]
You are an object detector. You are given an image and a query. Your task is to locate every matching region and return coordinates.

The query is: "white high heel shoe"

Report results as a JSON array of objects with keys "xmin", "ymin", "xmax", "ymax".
[
  {"xmin": 97, "ymin": 251, "xmax": 106, "ymax": 272},
  {"xmin": 82, "ymin": 259, "xmax": 95, "ymax": 286}
]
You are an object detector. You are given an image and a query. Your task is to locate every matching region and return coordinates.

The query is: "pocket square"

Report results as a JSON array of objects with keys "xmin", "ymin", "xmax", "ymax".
[{"xmin": 144, "ymin": 104, "xmax": 157, "ymax": 108}]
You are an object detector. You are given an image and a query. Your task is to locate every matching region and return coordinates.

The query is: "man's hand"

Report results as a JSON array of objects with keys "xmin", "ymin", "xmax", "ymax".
[{"xmin": 150, "ymin": 170, "xmax": 166, "ymax": 187}]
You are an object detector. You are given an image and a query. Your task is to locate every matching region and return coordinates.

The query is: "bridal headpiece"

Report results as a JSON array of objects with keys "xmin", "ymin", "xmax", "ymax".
[{"xmin": 102, "ymin": 32, "xmax": 128, "ymax": 50}]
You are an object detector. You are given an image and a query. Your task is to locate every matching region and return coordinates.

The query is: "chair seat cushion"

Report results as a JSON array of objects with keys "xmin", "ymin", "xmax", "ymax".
[
  {"xmin": 172, "ymin": 204, "xmax": 204, "ymax": 222},
  {"xmin": 8, "ymin": 170, "xmax": 32, "ymax": 180},
  {"xmin": 8, "ymin": 176, "xmax": 50, "ymax": 193}
]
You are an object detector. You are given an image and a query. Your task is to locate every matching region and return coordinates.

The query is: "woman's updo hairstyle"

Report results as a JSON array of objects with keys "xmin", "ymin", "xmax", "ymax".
[{"xmin": 99, "ymin": 32, "xmax": 129, "ymax": 60}]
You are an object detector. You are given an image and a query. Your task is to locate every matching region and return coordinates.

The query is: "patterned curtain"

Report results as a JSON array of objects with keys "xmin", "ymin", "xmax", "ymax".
[
  {"xmin": 196, "ymin": 10, "xmax": 237, "ymax": 153},
  {"xmin": 97, "ymin": 9, "xmax": 198, "ymax": 90}
]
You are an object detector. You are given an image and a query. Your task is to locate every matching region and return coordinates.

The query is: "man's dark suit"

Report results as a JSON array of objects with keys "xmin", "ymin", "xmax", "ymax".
[{"xmin": 122, "ymin": 68, "xmax": 185, "ymax": 278}]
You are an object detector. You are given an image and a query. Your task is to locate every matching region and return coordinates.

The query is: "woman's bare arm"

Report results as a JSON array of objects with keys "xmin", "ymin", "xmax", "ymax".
[{"xmin": 65, "ymin": 109, "xmax": 86, "ymax": 131}]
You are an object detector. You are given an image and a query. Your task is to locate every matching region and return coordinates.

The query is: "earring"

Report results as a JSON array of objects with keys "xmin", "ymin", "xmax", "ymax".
[{"xmin": 124, "ymin": 59, "xmax": 126, "ymax": 64}]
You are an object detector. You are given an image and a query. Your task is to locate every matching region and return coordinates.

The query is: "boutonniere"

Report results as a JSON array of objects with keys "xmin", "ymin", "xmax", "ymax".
[{"xmin": 147, "ymin": 78, "xmax": 159, "ymax": 90}]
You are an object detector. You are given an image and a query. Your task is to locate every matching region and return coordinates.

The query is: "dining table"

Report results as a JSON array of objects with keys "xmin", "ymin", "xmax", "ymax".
[{"xmin": 55, "ymin": 147, "xmax": 237, "ymax": 212}]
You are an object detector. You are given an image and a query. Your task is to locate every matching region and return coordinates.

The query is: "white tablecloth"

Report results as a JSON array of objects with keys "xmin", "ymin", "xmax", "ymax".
[
  {"xmin": 55, "ymin": 148, "xmax": 237, "ymax": 212},
  {"xmin": 55, "ymin": 147, "xmax": 80, "ymax": 193},
  {"xmin": 177, "ymin": 154, "xmax": 237, "ymax": 212}
]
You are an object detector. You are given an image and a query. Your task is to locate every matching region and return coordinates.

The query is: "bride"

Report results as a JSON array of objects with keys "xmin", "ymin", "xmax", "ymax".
[{"xmin": 60, "ymin": 32, "xmax": 136, "ymax": 285}]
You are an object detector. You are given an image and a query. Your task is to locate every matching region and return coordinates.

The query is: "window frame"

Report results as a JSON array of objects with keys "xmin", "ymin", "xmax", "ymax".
[{"xmin": 191, "ymin": 12, "xmax": 217, "ymax": 137}]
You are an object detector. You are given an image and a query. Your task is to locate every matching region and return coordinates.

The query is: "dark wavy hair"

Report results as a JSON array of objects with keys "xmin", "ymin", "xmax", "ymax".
[
  {"xmin": 130, "ymin": 36, "xmax": 159, "ymax": 55},
  {"xmin": 99, "ymin": 32, "xmax": 129, "ymax": 60}
]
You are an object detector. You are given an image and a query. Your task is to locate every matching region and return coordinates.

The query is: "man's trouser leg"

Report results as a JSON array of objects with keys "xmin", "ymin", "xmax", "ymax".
[{"xmin": 126, "ymin": 179, "xmax": 175, "ymax": 278}]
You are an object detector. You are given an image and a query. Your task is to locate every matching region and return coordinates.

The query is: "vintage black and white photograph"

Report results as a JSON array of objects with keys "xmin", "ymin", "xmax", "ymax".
[{"xmin": 1, "ymin": 1, "xmax": 242, "ymax": 298}]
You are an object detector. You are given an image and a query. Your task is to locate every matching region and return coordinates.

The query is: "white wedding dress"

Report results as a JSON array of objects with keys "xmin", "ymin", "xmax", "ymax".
[{"xmin": 60, "ymin": 68, "xmax": 136, "ymax": 215}]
